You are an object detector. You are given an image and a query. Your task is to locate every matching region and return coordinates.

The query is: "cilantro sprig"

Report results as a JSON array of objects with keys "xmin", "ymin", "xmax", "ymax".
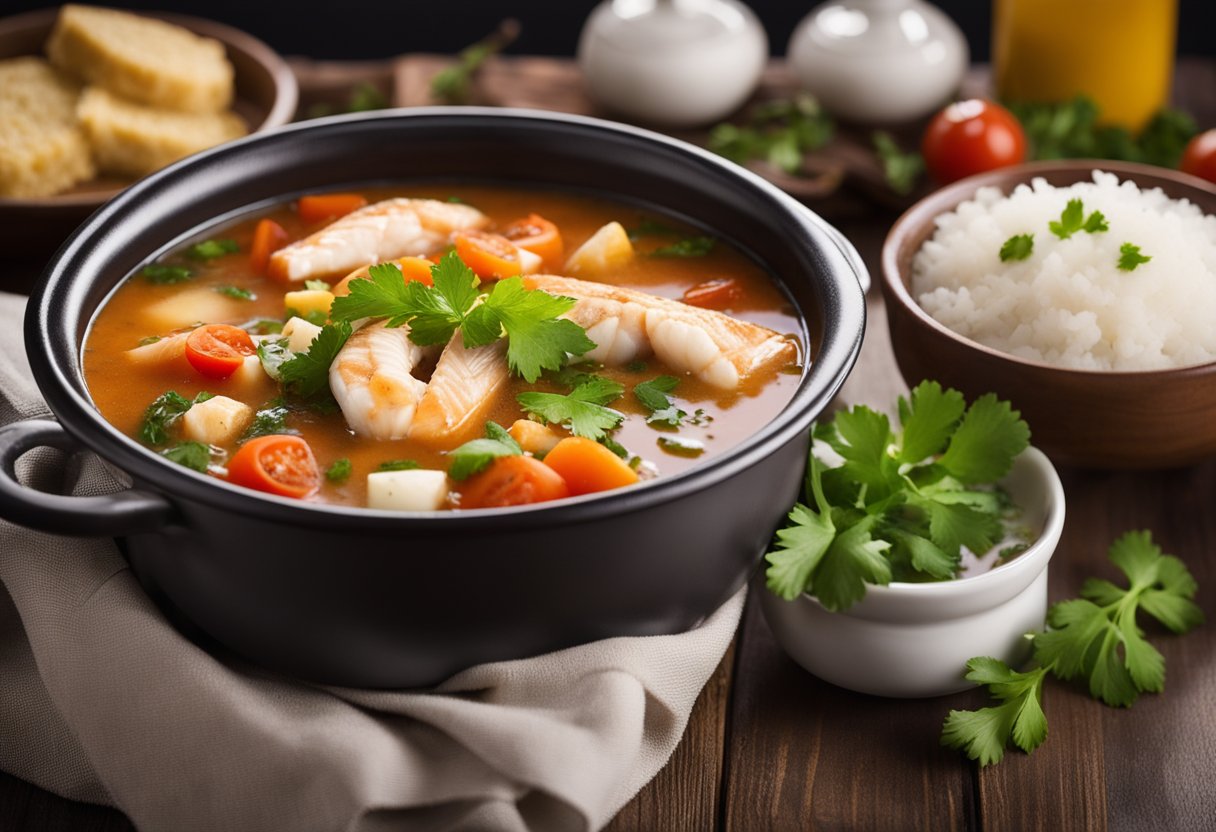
[
  {"xmin": 277, "ymin": 322, "xmax": 353, "ymax": 399},
  {"xmin": 138, "ymin": 391, "xmax": 214, "ymax": 446},
  {"xmin": 633, "ymin": 375, "xmax": 686, "ymax": 428},
  {"xmin": 447, "ymin": 422, "xmax": 522, "ymax": 480},
  {"xmin": 1048, "ymin": 198, "xmax": 1108, "ymax": 240},
  {"xmin": 999, "ymin": 234, "xmax": 1034, "ymax": 262},
  {"xmin": 1117, "ymin": 242, "xmax": 1151, "ymax": 271},
  {"xmin": 765, "ymin": 382, "xmax": 1030, "ymax": 611},
  {"xmin": 517, "ymin": 376, "xmax": 625, "ymax": 440},
  {"xmin": 330, "ymin": 253, "xmax": 593, "ymax": 382},
  {"xmin": 942, "ymin": 531, "xmax": 1202, "ymax": 766}
]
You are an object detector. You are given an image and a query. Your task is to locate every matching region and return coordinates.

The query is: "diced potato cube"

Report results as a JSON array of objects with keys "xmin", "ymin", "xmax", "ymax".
[
  {"xmin": 366, "ymin": 469, "xmax": 450, "ymax": 511},
  {"xmin": 229, "ymin": 353, "xmax": 268, "ymax": 387},
  {"xmin": 565, "ymin": 221, "xmax": 634, "ymax": 274},
  {"xmin": 143, "ymin": 288, "xmax": 243, "ymax": 332},
  {"xmin": 181, "ymin": 395, "xmax": 253, "ymax": 446},
  {"xmin": 517, "ymin": 246, "xmax": 543, "ymax": 274},
  {"xmin": 282, "ymin": 316, "xmax": 322, "ymax": 353},
  {"xmin": 284, "ymin": 289, "xmax": 334, "ymax": 319},
  {"xmin": 125, "ymin": 331, "xmax": 187, "ymax": 365},
  {"xmin": 508, "ymin": 419, "xmax": 561, "ymax": 457}
]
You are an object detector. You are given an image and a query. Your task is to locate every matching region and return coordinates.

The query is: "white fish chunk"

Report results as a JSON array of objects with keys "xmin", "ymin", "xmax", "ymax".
[
  {"xmin": 269, "ymin": 198, "xmax": 487, "ymax": 283},
  {"xmin": 524, "ymin": 274, "xmax": 797, "ymax": 390},
  {"xmin": 409, "ymin": 333, "xmax": 509, "ymax": 446},
  {"xmin": 329, "ymin": 321, "xmax": 430, "ymax": 440}
]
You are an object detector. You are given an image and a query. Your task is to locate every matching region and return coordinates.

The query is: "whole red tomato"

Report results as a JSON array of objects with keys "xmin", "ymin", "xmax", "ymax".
[
  {"xmin": 921, "ymin": 100, "xmax": 1027, "ymax": 185},
  {"xmin": 1180, "ymin": 129, "xmax": 1216, "ymax": 184}
]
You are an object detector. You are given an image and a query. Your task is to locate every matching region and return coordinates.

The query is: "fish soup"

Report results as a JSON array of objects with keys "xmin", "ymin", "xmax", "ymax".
[{"xmin": 83, "ymin": 185, "xmax": 806, "ymax": 510}]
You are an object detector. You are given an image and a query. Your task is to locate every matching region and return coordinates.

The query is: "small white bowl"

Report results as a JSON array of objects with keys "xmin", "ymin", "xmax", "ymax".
[{"xmin": 760, "ymin": 446, "xmax": 1065, "ymax": 698}]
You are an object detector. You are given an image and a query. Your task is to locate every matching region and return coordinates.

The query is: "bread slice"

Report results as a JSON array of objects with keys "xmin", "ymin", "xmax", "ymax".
[
  {"xmin": 0, "ymin": 57, "xmax": 95, "ymax": 198},
  {"xmin": 47, "ymin": 5, "xmax": 234, "ymax": 114},
  {"xmin": 78, "ymin": 86, "xmax": 247, "ymax": 178}
]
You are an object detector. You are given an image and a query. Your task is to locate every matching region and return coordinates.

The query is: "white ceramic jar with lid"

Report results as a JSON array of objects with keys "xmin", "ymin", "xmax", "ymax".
[
  {"xmin": 578, "ymin": 0, "xmax": 768, "ymax": 129},
  {"xmin": 786, "ymin": 0, "xmax": 968, "ymax": 124}
]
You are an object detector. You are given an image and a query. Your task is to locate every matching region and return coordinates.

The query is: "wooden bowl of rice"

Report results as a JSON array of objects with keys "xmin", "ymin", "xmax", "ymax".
[{"xmin": 882, "ymin": 160, "xmax": 1216, "ymax": 469}]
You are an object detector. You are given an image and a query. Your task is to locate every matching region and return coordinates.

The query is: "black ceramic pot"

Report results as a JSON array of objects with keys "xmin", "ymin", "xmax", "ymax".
[{"xmin": 0, "ymin": 109, "xmax": 866, "ymax": 688}]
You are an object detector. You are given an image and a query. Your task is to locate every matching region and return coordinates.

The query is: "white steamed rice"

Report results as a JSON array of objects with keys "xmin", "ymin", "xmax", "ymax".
[{"xmin": 911, "ymin": 171, "xmax": 1216, "ymax": 371}]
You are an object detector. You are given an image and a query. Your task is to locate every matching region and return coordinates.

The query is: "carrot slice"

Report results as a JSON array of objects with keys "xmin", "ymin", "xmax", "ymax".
[
  {"xmin": 296, "ymin": 193, "xmax": 368, "ymax": 224},
  {"xmin": 458, "ymin": 455, "xmax": 569, "ymax": 508},
  {"xmin": 226, "ymin": 435, "xmax": 321, "ymax": 499},
  {"xmin": 502, "ymin": 213, "xmax": 563, "ymax": 265},
  {"xmin": 542, "ymin": 437, "xmax": 639, "ymax": 496},
  {"xmin": 184, "ymin": 324, "xmax": 256, "ymax": 379},
  {"xmin": 454, "ymin": 230, "xmax": 524, "ymax": 279},
  {"xmin": 682, "ymin": 278, "xmax": 744, "ymax": 310},
  {"xmin": 250, "ymin": 218, "xmax": 289, "ymax": 276}
]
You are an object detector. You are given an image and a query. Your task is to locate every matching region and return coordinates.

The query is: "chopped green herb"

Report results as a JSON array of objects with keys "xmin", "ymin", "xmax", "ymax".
[
  {"xmin": 688, "ymin": 409, "xmax": 714, "ymax": 427},
  {"xmin": 517, "ymin": 376, "xmax": 625, "ymax": 440},
  {"xmin": 304, "ymin": 279, "xmax": 332, "ymax": 292},
  {"xmin": 141, "ymin": 264, "xmax": 193, "ymax": 285},
  {"xmin": 1117, "ymin": 242, "xmax": 1151, "ymax": 271},
  {"xmin": 999, "ymin": 234, "xmax": 1034, "ymax": 262},
  {"xmin": 997, "ymin": 543, "xmax": 1029, "ymax": 565},
  {"xmin": 248, "ymin": 319, "xmax": 284, "ymax": 335},
  {"xmin": 348, "ymin": 81, "xmax": 387, "ymax": 112},
  {"xmin": 277, "ymin": 322, "xmax": 353, "ymax": 398},
  {"xmin": 446, "ymin": 195, "xmax": 465, "ymax": 204},
  {"xmin": 633, "ymin": 375, "xmax": 687, "ymax": 428},
  {"xmin": 241, "ymin": 399, "xmax": 293, "ymax": 442},
  {"xmin": 651, "ymin": 236, "xmax": 715, "ymax": 258},
  {"xmin": 447, "ymin": 421, "xmax": 522, "ymax": 480},
  {"xmin": 627, "ymin": 219, "xmax": 679, "ymax": 240},
  {"xmin": 186, "ymin": 238, "xmax": 239, "ymax": 260},
  {"xmin": 377, "ymin": 459, "xmax": 421, "ymax": 472},
  {"xmin": 325, "ymin": 458, "xmax": 353, "ymax": 483},
  {"xmin": 287, "ymin": 308, "xmax": 329, "ymax": 327},
  {"xmin": 138, "ymin": 391, "xmax": 212, "ymax": 446},
  {"xmin": 215, "ymin": 285, "xmax": 255, "ymax": 301},
  {"xmin": 1083, "ymin": 210, "xmax": 1109, "ymax": 233},
  {"xmin": 1048, "ymin": 198, "xmax": 1107, "ymax": 240},
  {"xmin": 136, "ymin": 335, "xmax": 162, "ymax": 347},
  {"xmin": 430, "ymin": 19, "xmax": 519, "ymax": 104},
  {"xmin": 160, "ymin": 441, "xmax": 211, "ymax": 473},
  {"xmin": 625, "ymin": 360, "xmax": 648, "ymax": 373},
  {"xmin": 599, "ymin": 436, "xmax": 630, "ymax": 458},
  {"xmin": 657, "ymin": 436, "xmax": 705, "ymax": 457},
  {"xmin": 941, "ymin": 660, "xmax": 1049, "ymax": 767},
  {"xmin": 708, "ymin": 94, "xmax": 834, "ymax": 175},
  {"xmin": 873, "ymin": 131, "xmax": 925, "ymax": 195},
  {"xmin": 256, "ymin": 337, "xmax": 292, "ymax": 382},
  {"xmin": 765, "ymin": 381, "xmax": 1029, "ymax": 610}
]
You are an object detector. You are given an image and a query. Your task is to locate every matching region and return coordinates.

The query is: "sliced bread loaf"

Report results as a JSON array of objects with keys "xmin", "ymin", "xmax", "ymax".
[
  {"xmin": 0, "ymin": 57, "xmax": 95, "ymax": 198},
  {"xmin": 48, "ymin": 5, "xmax": 234, "ymax": 114}
]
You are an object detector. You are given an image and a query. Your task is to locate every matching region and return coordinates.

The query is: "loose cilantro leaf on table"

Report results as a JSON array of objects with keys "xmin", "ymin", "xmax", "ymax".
[
  {"xmin": 708, "ymin": 94, "xmax": 834, "ymax": 175},
  {"xmin": 141, "ymin": 264, "xmax": 193, "ymax": 285},
  {"xmin": 999, "ymin": 234, "xmax": 1034, "ymax": 262},
  {"xmin": 447, "ymin": 421, "xmax": 522, "ymax": 480},
  {"xmin": 517, "ymin": 376, "xmax": 625, "ymax": 440},
  {"xmin": 278, "ymin": 322, "xmax": 352, "ymax": 398},
  {"xmin": 765, "ymin": 381, "xmax": 1029, "ymax": 608},
  {"xmin": 1033, "ymin": 530, "xmax": 1202, "ymax": 707},
  {"xmin": 325, "ymin": 458, "xmax": 352, "ymax": 483},
  {"xmin": 941, "ymin": 660, "xmax": 1049, "ymax": 767},
  {"xmin": 139, "ymin": 391, "xmax": 213, "ymax": 445},
  {"xmin": 187, "ymin": 239, "xmax": 239, "ymax": 260},
  {"xmin": 634, "ymin": 375, "xmax": 686, "ymax": 428},
  {"xmin": 872, "ymin": 131, "xmax": 925, "ymax": 196},
  {"xmin": 1117, "ymin": 243, "xmax": 1151, "ymax": 271}
]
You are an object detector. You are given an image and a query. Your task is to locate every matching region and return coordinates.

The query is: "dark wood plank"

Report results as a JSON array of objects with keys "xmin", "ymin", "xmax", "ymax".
[{"xmin": 605, "ymin": 641, "xmax": 736, "ymax": 832}]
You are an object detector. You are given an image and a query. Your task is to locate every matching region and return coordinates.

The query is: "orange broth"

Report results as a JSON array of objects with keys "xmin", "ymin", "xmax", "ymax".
[{"xmin": 82, "ymin": 185, "xmax": 807, "ymax": 508}]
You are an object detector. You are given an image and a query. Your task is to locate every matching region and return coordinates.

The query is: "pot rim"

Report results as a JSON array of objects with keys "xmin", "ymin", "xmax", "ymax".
[{"xmin": 26, "ymin": 106, "xmax": 867, "ymax": 532}]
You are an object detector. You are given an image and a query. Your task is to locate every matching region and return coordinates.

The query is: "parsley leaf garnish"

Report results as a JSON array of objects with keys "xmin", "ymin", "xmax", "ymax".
[
  {"xmin": 160, "ymin": 441, "xmax": 211, "ymax": 473},
  {"xmin": 304, "ymin": 279, "xmax": 332, "ymax": 292},
  {"xmin": 1048, "ymin": 199, "xmax": 1108, "ymax": 240},
  {"xmin": 482, "ymin": 276, "xmax": 595, "ymax": 381},
  {"xmin": 657, "ymin": 435, "xmax": 705, "ymax": 458},
  {"xmin": 447, "ymin": 421, "xmax": 522, "ymax": 480},
  {"xmin": 651, "ymin": 236, "xmax": 716, "ymax": 258},
  {"xmin": 765, "ymin": 382, "xmax": 1029, "ymax": 608},
  {"xmin": 377, "ymin": 459, "xmax": 421, "ymax": 472},
  {"xmin": 241, "ymin": 399, "xmax": 293, "ymax": 442},
  {"xmin": 138, "ymin": 391, "xmax": 212, "ymax": 445},
  {"xmin": 141, "ymin": 264, "xmax": 192, "ymax": 284},
  {"xmin": 1033, "ymin": 530, "xmax": 1202, "ymax": 706},
  {"xmin": 215, "ymin": 285, "xmax": 255, "ymax": 301},
  {"xmin": 999, "ymin": 234, "xmax": 1034, "ymax": 262},
  {"xmin": 277, "ymin": 322, "xmax": 352, "ymax": 398},
  {"xmin": 256, "ymin": 337, "xmax": 291, "ymax": 381},
  {"xmin": 517, "ymin": 376, "xmax": 625, "ymax": 440},
  {"xmin": 627, "ymin": 219, "xmax": 679, "ymax": 240},
  {"xmin": 1117, "ymin": 242, "xmax": 1152, "ymax": 271},
  {"xmin": 325, "ymin": 458, "xmax": 352, "ymax": 483},
  {"xmin": 1083, "ymin": 210, "xmax": 1109, "ymax": 233},
  {"xmin": 186, "ymin": 239, "xmax": 239, "ymax": 260},
  {"xmin": 634, "ymin": 375, "xmax": 687, "ymax": 428},
  {"xmin": 941, "ymin": 660, "xmax": 1048, "ymax": 767}
]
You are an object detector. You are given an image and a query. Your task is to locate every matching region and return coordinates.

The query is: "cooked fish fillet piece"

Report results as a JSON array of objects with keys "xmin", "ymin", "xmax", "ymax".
[
  {"xmin": 269, "ymin": 198, "xmax": 488, "ymax": 283},
  {"xmin": 329, "ymin": 321, "xmax": 430, "ymax": 440},
  {"xmin": 524, "ymin": 275, "xmax": 797, "ymax": 390},
  {"xmin": 409, "ymin": 333, "xmax": 510, "ymax": 446}
]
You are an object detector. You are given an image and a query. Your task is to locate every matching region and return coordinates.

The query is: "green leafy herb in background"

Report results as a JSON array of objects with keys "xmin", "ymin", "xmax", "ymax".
[
  {"xmin": 304, "ymin": 81, "xmax": 389, "ymax": 120},
  {"xmin": 1118, "ymin": 242, "xmax": 1152, "ymax": 271},
  {"xmin": 999, "ymin": 234, "xmax": 1035, "ymax": 262},
  {"xmin": 942, "ymin": 531, "xmax": 1202, "ymax": 766},
  {"xmin": 187, "ymin": 239, "xmax": 239, "ymax": 260},
  {"xmin": 651, "ymin": 236, "xmax": 716, "ymax": 258},
  {"xmin": 215, "ymin": 285, "xmax": 255, "ymax": 301},
  {"xmin": 765, "ymin": 382, "xmax": 1030, "ymax": 610},
  {"xmin": 430, "ymin": 19, "xmax": 520, "ymax": 104},
  {"xmin": 708, "ymin": 94, "xmax": 834, "ymax": 175},
  {"xmin": 141, "ymin": 264, "xmax": 193, "ymax": 285},
  {"xmin": 872, "ymin": 131, "xmax": 925, "ymax": 195}
]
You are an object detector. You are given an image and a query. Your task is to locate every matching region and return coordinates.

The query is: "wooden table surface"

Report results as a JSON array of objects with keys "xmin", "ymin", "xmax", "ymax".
[{"xmin": 3, "ymin": 59, "xmax": 1215, "ymax": 832}]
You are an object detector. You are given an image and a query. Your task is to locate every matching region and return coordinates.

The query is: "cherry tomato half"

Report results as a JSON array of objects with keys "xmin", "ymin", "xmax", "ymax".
[
  {"xmin": 226, "ymin": 435, "xmax": 321, "ymax": 499},
  {"xmin": 1181, "ymin": 129, "xmax": 1216, "ymax": 185},
  {"xmin": 458, "ymin": 455, "xmax": 569, "ymax": 508},
  {"xmin": 184, "ymin": 324, "xmax": 256, "ymax": 379},
  {"xmin": 454, "ymin": 230, "xmax": 524, "ymax": 279},
  {"xmin": 921, "ymin": 99, "xmax": 1027, "ymax": 185},
  {"xmin": 502, "ymin": 213, "xmax": 564, "ymax": 265},
  {"xmin": 296, "ymin": 193, "xmax": 368, "ymax": 224},
  {"xmin": 682, "ymin": 277, "xmax": 744, "ymax": 310}
]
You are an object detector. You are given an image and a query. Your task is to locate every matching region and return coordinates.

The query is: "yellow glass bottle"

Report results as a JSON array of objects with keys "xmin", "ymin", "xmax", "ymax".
[{"xmin": 993, "ymin": 0, "xmax": 1178, "ymax": 130}]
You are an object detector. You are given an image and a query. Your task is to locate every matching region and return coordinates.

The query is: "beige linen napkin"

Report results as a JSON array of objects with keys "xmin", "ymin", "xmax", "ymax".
[{"xmin": 0, "ymin": 292, "xmax": 743, "ymax": 832}]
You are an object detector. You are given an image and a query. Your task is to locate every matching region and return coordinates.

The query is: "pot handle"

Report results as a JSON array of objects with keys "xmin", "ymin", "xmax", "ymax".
[{"xmin": 0, "ymin": 419, "xmax": 175, "ymax": 537}]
